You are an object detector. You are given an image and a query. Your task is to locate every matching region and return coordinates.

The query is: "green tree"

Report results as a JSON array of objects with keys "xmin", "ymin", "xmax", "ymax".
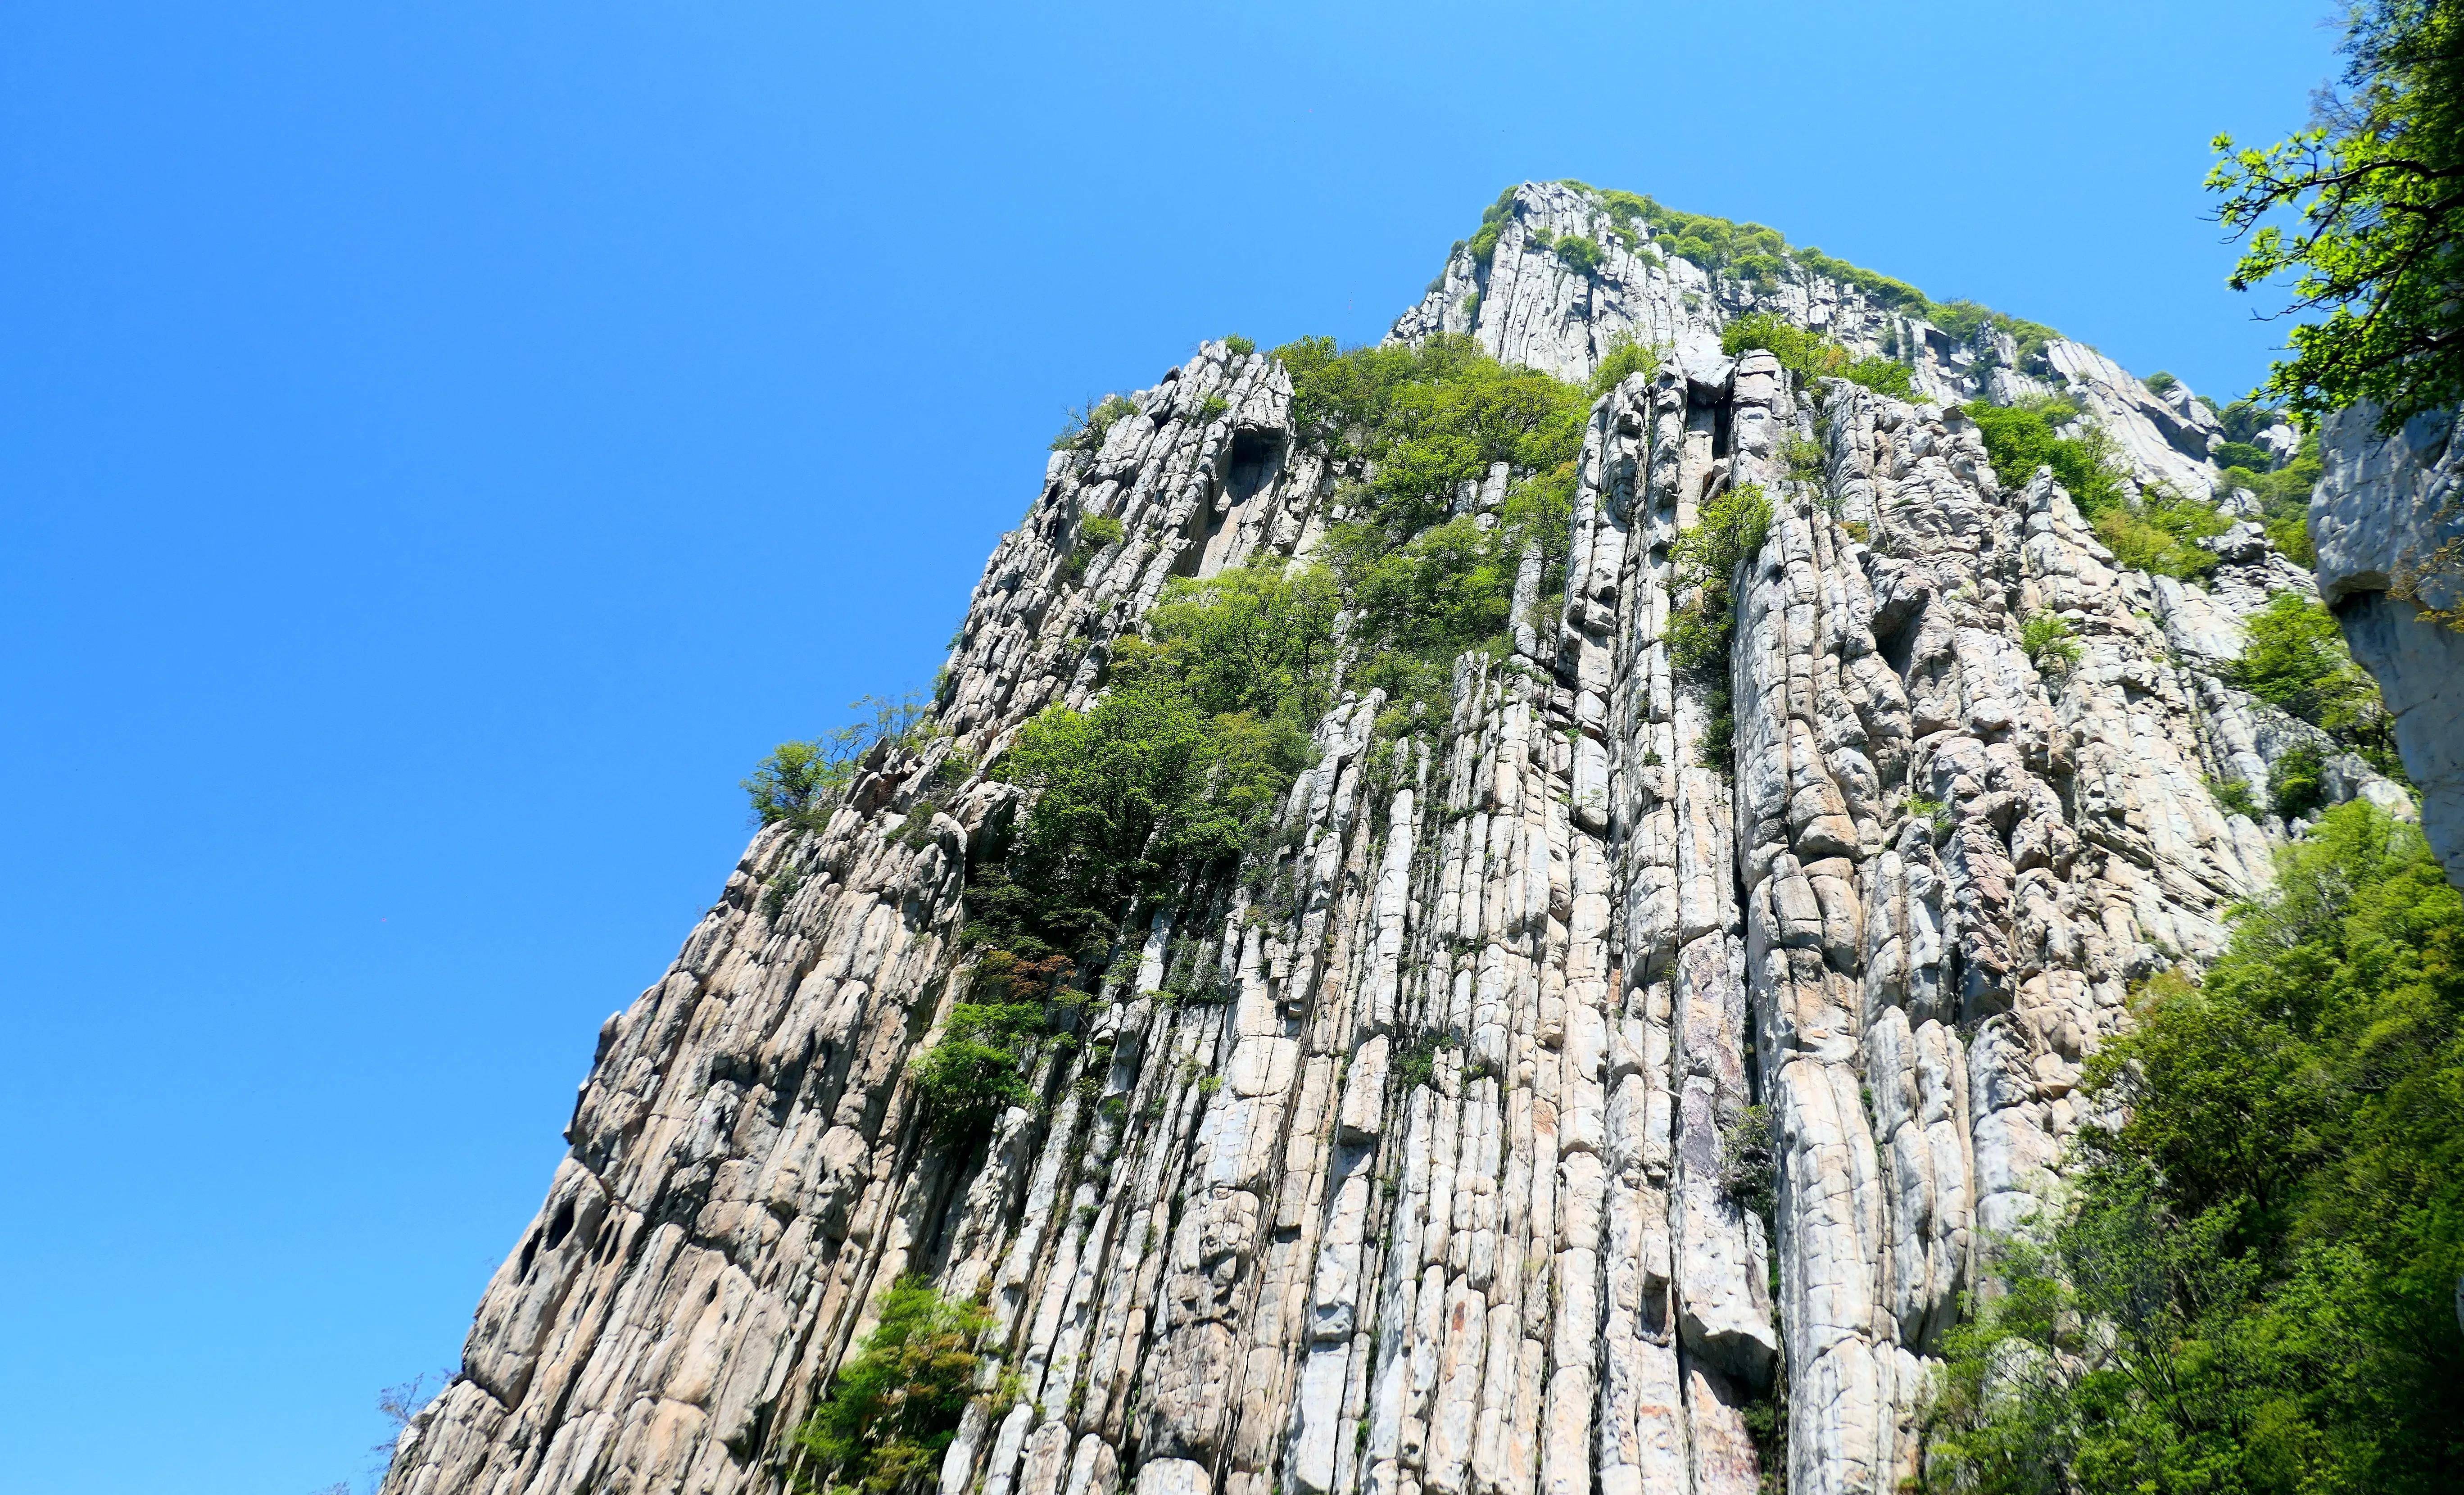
[
  {"xmin": 2233, "ymin": 592, "xmax": 2396, "ymax": 762},
  {"xmin": 1128, "ymin": 559, "xmax": 1340, "ymax": 721},
  {"xmin": 743, "ymin": 693, "xmax": 933, "ymax": 829},
  {"xmin": 1919, "ymin": 804, "xmax": 2464, "ymax": 1493},
  {"xmin": 792, "ymin": 1278, "xmax": 992, "ymax": 1495},
  {"xmin": 2211, "ymin": 1, "xmax": 2464, "ymax": 426},
  {"xmin": 908, "ymin": 1000, "xmax": 1044, "ymax": 1140}
]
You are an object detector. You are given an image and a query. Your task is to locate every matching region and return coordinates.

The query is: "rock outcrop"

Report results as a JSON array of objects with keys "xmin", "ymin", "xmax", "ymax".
[
  {"xmin": 381, "ymin": 183, "xmax": 2402, "ymax": 1495},
  {"xmin": 2312, "ymin": 403, "xmax": 2464, "ymax": 887}
]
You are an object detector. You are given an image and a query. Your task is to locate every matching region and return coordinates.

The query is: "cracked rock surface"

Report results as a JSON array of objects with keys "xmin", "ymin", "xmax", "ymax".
[{"xmin": 383, "ymin": 184, "xmax": 2401, "ymax": 1495}]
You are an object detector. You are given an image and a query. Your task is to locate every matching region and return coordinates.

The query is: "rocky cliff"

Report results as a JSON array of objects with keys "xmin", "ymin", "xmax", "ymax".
[
  {"xmin": 380, "ymin": 182, "xmax": 2408, "ymax": 1495},
  {"xmin": 2312, "ymin": 404, "xmax": 2464, "ymax": 888}
]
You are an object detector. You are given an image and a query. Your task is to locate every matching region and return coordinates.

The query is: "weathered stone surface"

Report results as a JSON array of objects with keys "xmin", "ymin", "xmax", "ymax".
[
  {"xmin": 386, "ymin": 184, "xmax": 2383, "ymax": 1495},
  {"xmin": 2314, "ymin": 403, "xmax": 2464, "ymax": 887}
]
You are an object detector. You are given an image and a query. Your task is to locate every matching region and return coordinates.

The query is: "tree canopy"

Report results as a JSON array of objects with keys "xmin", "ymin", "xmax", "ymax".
[{"xmin": 2212, "ymin": 0, "xmax": 2464, "ymax": 426}]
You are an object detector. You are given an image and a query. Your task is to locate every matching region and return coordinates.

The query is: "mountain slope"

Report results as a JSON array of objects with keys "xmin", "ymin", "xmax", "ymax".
[{"xmin": 379, "ymin": 181, "xmax": 2406, "ymax": 1495}]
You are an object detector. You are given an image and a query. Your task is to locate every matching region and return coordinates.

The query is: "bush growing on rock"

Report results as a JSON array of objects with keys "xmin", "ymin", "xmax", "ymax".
[
  {"xmin": 1050, "ymin": 394, "xmax": 1139, "ymax": 453},
  {"xmin": 2020, "ymin": 613, "xmax": 2082, "ymax": 674},
  {"xmin": 1667, "ymin": 483, "xmax": 1772, "ymax": 674},
  {"xmin": 2270, "ymin": 740, "xmax": 2333, "ymax": 818},
  {"xmin": 1585, "ymin": 334, "xmax": 1667, "ymax": 397},
  {"xmin": 2233, "ymin": 592, "xmax": 2396, "ymax": 767},
  {"xmin": 1961, "ymin": 396, "xmax": 2129, "ymax": 517},
  {"xmin": 791, "ymin": 1277, "xmax": 992, "ymax": 1495},
  {"xmin": 744, "ymin": 693, "xmax": 933, "ymax": 830},
  {"xmin": 908, "ymin": 1001, "xmax": 1044, "ymax": 1141},
  {"xmin": 1721, "ymin": 313, "xmax": 1915, "ymax": 399},
  {"xmin": 1551, "ymin": 233, "xmax": 1604, "ymax": 276},
  {"xmin": 2095, "ymin": 484, "xmax": 2228, "ymax": 581}
]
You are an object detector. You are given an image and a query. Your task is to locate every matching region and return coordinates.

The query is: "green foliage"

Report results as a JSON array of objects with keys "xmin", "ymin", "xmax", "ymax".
[
  {"xmin": 1327, "ymin": 516, "xmax": 1514, "ymax": 658},
  {"xmin": 1587, "ymin": 335, "xmax": 1667, "ymax": 397},
  {"xmin": 1551, "ymin": 234, "xmax": 1604, "ymax": 276},
  {"xmin": 1667, "ymin": 484, "xmax": 1772, "ymax": 675},
  {"xmin": 1905, "ymin": 794, "xmax": 1950, "ymax": 836},
  {"xmin": 1961, "ymin": 397, "xmax": 2129, "ymax": 517},
  {"xmin": 1394, "ymin": 1030, "xmax": 1459, "ymax": 1091},
  {"xmin": 997, "ymin": 686, "xmax": 1296, "ymax": 937},
  {"xmin": 1717, "ymin": 1104, "xmax": 1776, "ymax": 1218},
  {"xmin": 970, "ymin": 559, "xmax": 1338, "ymax": 970},
  {"xmin": 2097, "ymin": 484, "xmax": 2229, "ymax": 581},
  {"xmin": 1790, "ymin": 245, "xmax": 1931, "ymax": 309},
  {"xmin": 2233, "ymin": 592, "xmax": 2396, "ymax": 762},
  {"xmin": 744, "ymin": 739, "xmax": 841, "ymax": 829},
  {"xmin": 2145, "ymin": 370, "xmax": 2181, "ymax": 394},
  {"xmin": 762, "ymin": 865, "xmax": 804, "ymax": 920},
  {"xmin": 2019, "ymin": 612, "xmax": 2082, "ymax": 674},
  {"xmin": 1063, "ymin": 513, "xmax": 1126, "ymax": 581},
  {"xmin": 1545, "ymin": 182, "xmax": 2048, "ymax": 373},
  {"xmin": 1274, "ymin": 332, "xmax": 1587, "ymax": 534},
  {"xmin": 1722, "ymin": 313, "xmax": 1916, "ymax": 398},
  {"xmin": 791, "ymin": 1278, "xmax": 992, "ymax": 1495},
  {"xmin": 2222, "ymin": 428, "xmax": 2325, "ymax": 565},
  {"xmin": 2210, "ymin": 775, "xmax": 2262, "ymax": 819},
  {"xmin": 1051, "ymin": 394, "xmax": 1141, "ymax": 453},
  {"xmin": 1122, "ymin": 558, "xmax": 1342, "ymax": 722},
  {"xmin": 1840, "ymin": 354, "xmax": 1916, "ymax": 398},
  {"xmin": 1722, "ymin": 313, "xmax": 1843, "ymax": 385},
  {"xmin": 1196, "ymin": 393, "xmax": 1229, "ymax": 424},
  {"xmin": 1781, "ymin": 435, "xmax": 1825, "ymax": 489},
  {"xmin": 2214, "ymin": 438, "xmax": 2277, "ymax": 472},
  {"xmin": 744, "ymin": 693, "xmax": 933, "ymax": 830},
  {"xmin": 2210, "ymin": 1, "xmax": 2464, "ymax": 426},
  {"xmin": 1464, "ymin": 186, "xmax": 1519, "ymax": 268},
  {"xmin": 2272, "ymin": 741, "xmax": 2332, "ymax": 818},
  {"xmin": 909, "ymin": 998, "xmax": 1045, "ymax": 1140},
  {"xmin": 1919, "ymin": 804, "xmax": 2464, "ymax": 1492},
  {"xmin": 1223, "ymin": 335, "xmax": 1255, "ymax": 357},
  {"xmin": 1268, "ymin": 331, "xmax": 1583, "ymax": 713},
  {"xmin": 1928, "ymin": 299, "xmax": 2060, "ymax": 368}
]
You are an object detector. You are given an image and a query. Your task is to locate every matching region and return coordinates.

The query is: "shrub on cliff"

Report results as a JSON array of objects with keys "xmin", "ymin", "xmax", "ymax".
[
  {"xmin": 1667, "ymin": 482, "xmax": 1771, "ymax": 675},
  {"xmin": 908, "ymin": 1000, "xmax": 1044, "ymax": 1141},
  {"xmin": 744, "ymin": 693, "xmax": 933, "ymax": 830},
  {"xmin": 1961, "ymin": 397, "xmax": 2128, "ymax": 517},
  {"xmin": 1050, "ymin": 394, "xmax": 1139, "ymax": 453},
  {"xmin": 2020, "ymin": 612, "xmax": 2081, "ymax": 674},
  {"xmin": 1919, "ymin": 803, "xmax": 2464, "ymax": 1492},
  {"xmin": 1721, "ymin": 313, "xmax": 1916, "ymax": 399},
  {"xmin": 792, "ymin": 1277, "xmax": 992, "ymax": 1495},
  {"xmin": 2233, "ymin": 591, "xmax": 2396, "ymax": 766},
  {"xmin": 1274, "ymin": 331, "xmax": 1586, "ymax": 537},
  {"xmin": 2096, "ymin": 483, "xmax": 2228, "ymax": 581},
  {"xmin": 1963, "ymin": 397, "xmax": 2233, "ymax": 580}
]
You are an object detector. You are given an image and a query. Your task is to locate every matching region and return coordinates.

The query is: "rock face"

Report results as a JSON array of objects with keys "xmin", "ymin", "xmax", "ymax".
[
  {"xmin": 2313, "ymin": 403, "xmax": 2464, "ymax": 887},
  {"xmin": 381, "ymin": 184, "xmax": 2397, "ymax": 1495}
]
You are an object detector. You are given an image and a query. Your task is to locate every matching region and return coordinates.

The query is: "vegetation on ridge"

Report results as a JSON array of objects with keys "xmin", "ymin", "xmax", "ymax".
[
  {"xmin": 1961, "ymin": 397, "xmax": 2229, "ymax": 581},
  {"xmin": 1721, "ymin": 312, "xmax": 1916, "ymax": 399}
]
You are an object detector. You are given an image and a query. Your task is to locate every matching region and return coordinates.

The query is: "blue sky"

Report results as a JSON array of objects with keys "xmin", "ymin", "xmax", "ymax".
[{"xmin": 0, "ymin": 3, "xmax": 2337, "ymax": 1491}]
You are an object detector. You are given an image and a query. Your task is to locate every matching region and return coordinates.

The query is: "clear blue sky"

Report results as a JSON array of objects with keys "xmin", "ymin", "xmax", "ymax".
[{"xmin": 0, "ymin": 4, "xmax": 2336, "ymax": 1491}]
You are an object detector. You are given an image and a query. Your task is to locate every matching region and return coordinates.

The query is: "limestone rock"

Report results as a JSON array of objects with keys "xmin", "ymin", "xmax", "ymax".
[
  {"xmin": 384, "ymin": 187, "xmax": 2383, "ymax": 1495},
  {"xmin": 2314, "ymin": 403, "xmax": 2464, "ymax": 887}
]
